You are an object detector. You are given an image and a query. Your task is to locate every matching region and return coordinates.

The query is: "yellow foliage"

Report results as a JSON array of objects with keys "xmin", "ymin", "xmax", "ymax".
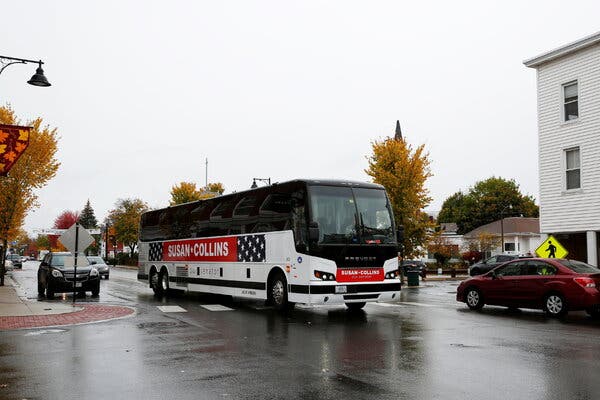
[
  {"xmin": 365, "ymin": 136, "xmax": 433, "ymax": 258},
  {"xmin": 0, "ymin": 106, "xmax": 60, "ymax": 246},
  {"xmin": 170, "ymin": 181, "xmax": 225, "ymax": 205}
]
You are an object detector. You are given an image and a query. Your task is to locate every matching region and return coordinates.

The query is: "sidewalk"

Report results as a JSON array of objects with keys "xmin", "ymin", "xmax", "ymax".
[{"xmin": 0, "ymin": 276, "xmax": 135, "ymax": 331}]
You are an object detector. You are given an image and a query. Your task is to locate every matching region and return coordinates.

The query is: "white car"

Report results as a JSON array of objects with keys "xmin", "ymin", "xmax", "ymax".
[{"xmin": 4, "ymin": 259, "xmax": 14, "ymax": 272}]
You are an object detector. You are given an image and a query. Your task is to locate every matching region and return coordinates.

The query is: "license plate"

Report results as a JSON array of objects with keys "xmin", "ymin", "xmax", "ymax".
[
  {"xmin": 75, "ymin": 282, "xmax": 82, "ymax": 288},
  {"xmin": 335, "ymin": 285, "xmax": 347, "ymax": 294}
]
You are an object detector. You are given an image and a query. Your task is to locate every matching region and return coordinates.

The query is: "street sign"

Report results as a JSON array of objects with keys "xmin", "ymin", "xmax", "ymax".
[
  {"xmin": 35, "ymin": 228, "xmax": 101, "ymax": 235},
  {"xmin": 535, "ymin": 235, "xmax": 569, "ymax": 259},
  {"xmin": 58, "ymin": 223, "xmax": 95, "ymax": 254}
]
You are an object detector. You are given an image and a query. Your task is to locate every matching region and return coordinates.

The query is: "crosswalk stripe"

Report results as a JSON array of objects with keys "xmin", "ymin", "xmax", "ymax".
[
  {"xmin": 375, "ymin": 302, "xmax": 437, "ymax": 308},
  {"xmin": 200, "ymin": 304, "xmax": 234, "ymax": 311},
  {"xmin": 157, "ymin": 306, "xmax": 187, "ymax": 313}
]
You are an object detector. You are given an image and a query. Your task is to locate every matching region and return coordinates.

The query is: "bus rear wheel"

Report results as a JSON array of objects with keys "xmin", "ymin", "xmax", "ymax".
[
  {"xmin": 151, "ymin": 269, "xmax": 169, "ymax": 296},
  {"xmin": 268, "ymin": 272, "xmax": 293, "ymax": 311}
]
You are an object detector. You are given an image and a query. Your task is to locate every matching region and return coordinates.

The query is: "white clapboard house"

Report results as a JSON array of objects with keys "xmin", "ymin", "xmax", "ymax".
[{"xmin": 524, "ymin": 31, "xmax": 600, "ymax": 265}]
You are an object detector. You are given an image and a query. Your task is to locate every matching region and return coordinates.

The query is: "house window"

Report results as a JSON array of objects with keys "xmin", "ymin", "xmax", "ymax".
[
  {"xmin": 563, "ymin": 81, "xmax": 578, "ymax": 121},
  {"xmin": 504, "ymin": 242, "xmax": 516, "ymax": 252},
  {"xmin": 565, "ymin": 147, "xmax": 581, "ymax": 190}
]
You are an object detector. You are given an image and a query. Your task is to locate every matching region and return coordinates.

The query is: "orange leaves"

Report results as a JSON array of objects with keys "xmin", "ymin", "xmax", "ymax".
[
  {"xmin": 0, "ymin": 124, "xmax": 31, "ymax": 177},
  {"xmin": 365, "ymin": 133, "xmax": 434, "ymax": 258}
]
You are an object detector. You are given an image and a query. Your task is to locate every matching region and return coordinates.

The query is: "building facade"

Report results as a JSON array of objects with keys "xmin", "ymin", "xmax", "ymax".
[{"xmin": 525, "ymin": 32, "xmax": 600, "ymax": 266}]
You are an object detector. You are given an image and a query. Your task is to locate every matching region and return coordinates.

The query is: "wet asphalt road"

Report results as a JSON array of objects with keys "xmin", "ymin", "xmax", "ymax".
[{"xmin": 2, "ymin": 261, "xmax": 600, "ymax": 400}]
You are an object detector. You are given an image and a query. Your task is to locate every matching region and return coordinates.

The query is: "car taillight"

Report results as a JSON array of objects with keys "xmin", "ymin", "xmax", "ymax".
[{"xmin": 573, "ymin": 277, "xmax": 596, "ymax": 288}]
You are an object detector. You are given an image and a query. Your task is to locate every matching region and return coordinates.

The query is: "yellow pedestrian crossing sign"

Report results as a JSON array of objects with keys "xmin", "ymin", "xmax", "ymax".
[{"xmin": 535, "ymin": 235, "xmax": 569, "ymax": 259}]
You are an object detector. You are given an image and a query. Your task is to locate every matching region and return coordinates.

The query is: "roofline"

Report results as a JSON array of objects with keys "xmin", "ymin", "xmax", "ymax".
[{"xmin": 524, "ymin": 31, "xmax": 600, "ymax": 68}]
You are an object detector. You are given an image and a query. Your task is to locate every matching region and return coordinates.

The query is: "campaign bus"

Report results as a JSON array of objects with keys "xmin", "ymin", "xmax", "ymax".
[{"xmin": 137, "ymin": 179, "xmax": 401, "ymax": 310}]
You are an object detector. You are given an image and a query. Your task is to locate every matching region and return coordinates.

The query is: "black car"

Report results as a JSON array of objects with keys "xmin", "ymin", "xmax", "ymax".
[
  {"xmin": 37, "ymin": 252, "xmax": 100, "ymax": 298},
  {"xmin": 469, "ymin": 254, "xmax": 519, "ymax": 276},
  {"xmin": 6, "ymin": 253, "xmax": 22, "ymax": 269},
  {"xmin": 401, "ymin": 260, "xmax": 428, "ymax": 278}
]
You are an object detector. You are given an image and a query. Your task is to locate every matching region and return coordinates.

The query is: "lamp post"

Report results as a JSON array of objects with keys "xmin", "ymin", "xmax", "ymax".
[
  {"xmin": 251, "ymin": 177, "xmax": 271, "ymax": 189},
  {"xmin": 500, "ymin": 204, "xmax": 513, "ymax": 254},
  {"xmin": 0, "ymin": 55, "xmax": 51, "ymax": 86}
]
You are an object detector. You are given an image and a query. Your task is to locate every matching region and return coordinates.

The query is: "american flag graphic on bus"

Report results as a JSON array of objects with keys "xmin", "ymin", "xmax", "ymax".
[
  {"xmin": 149, "ymin": 242, "xmax": 163, "ymax": 261},
  {"xmin": 237, "ymin": 234, "xmax": 266, "ymax": 262}
]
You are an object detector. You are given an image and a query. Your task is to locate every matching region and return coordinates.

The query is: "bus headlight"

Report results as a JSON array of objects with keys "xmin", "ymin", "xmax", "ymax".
[
  {"xmin": 385, "ymin": 270, "xmax": 399, "ymax": 279},
  {"xmin": 314, "ymin": 270, "xmax": 336, "ymax": 281}
]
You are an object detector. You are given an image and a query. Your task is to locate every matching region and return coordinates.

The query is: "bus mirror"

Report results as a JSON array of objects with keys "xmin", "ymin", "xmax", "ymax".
[
  {"xmin": 308, "ymin": 221, "xmax": 320, "ymax": 241},
  {"xmin": 396, "ymin": 225, "xmax": 404, "ymax": 243}
]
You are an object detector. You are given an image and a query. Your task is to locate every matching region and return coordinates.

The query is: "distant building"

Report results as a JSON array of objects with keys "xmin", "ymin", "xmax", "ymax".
[
  {"xmin": 463, "ymin": 217, "xmax": 541, "ymax": 257},
  {"xmin": 525, "ymin": 31, "xmax": 600, "ymax": 265}
]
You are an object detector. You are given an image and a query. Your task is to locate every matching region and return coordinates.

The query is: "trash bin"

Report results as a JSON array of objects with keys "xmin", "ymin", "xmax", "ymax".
[{"xmin": 406, "ymin": 270, "xmax": 420, "ymax": 286}]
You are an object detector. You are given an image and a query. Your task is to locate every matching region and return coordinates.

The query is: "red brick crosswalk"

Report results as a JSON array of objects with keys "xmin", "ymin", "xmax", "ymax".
[{"xmin": 0, "ymin": 304, "xmax": 135, "ymax": 331}]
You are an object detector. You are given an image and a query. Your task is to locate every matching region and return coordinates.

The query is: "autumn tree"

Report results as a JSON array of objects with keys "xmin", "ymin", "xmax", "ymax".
[
  {"xmin": 107, "ymin": 198, "xmax": 149, "ymax": 254},
  {"xmin": 36, "ymin": 234, "xmax": 51, "ymax": 252},
  {"xmin": 438, "ymin": 177, "xmax": 539, "ymax": 235},
  {"xmin": 365, "ymin": 124, "xmax": 433, "ymax": 258},
  {"xmin": 79, "ymin": 200, "xmax": 99, "ymax": 255},
  {"xmin": 170, "ymin": 181, "xmax": 225, "ymax": 205},
  {"xmin": 0, "ymin": 106, "xmax": 60, "ymax": 285},
  {"xmin": 49, "ymin": 210, "xmax": 80, "ymax": 251}
]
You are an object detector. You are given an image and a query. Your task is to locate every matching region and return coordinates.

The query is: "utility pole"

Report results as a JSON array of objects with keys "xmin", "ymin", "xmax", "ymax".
[{"xmin": 205, "ymin": 158, "xmax": 208, "ymax": 188}]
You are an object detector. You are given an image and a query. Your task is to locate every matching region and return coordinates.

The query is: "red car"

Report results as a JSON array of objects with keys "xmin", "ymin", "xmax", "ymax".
[{"xmin": 457, "ymin": 258, "xmax": 600, "ymax": 318}]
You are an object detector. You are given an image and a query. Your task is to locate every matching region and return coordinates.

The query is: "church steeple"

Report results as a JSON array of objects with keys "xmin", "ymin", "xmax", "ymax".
[{"xmin": 394, "ymin": 120, "xmax": 403, "ymax": 141}]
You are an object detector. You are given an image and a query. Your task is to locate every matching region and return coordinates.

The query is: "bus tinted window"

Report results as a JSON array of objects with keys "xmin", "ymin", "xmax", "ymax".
[
  {"xmin": 309, "ymin": 186, "xmax": 394, "ymax": 245},
  {"xmin": 353, "ymin": 188, "xmax": 394, "ymax": 244}
]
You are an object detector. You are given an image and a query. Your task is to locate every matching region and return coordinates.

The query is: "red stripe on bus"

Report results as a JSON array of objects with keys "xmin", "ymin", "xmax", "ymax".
[{"xmin": 162, "ymin": 237, "xmax": 238, "ymax": 262}]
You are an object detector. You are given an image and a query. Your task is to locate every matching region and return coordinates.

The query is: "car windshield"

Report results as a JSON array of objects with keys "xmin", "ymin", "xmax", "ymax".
[
  {"xmin": 51, "ymin": 254, "xmax": 69, "ymax": 267},
  {"xmin": 557, "ymin": 259, "xmax": 600, "ymax": 274},
  {"xmin": 87, "ymin": 256, "xmax": 104, "ymax": 264},
  {"xmin": 309, "ymin": 186, "xmax": 394, "ymax": 245}
]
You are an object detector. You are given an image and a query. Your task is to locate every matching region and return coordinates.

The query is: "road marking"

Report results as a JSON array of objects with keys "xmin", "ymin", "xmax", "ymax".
[
  {"xmin": 200, "ymin": 304, "xmax": 234, "ymax": 311},
  {"xmin": 157, "ymin": 306, "xmax": 187, "ymax": 313},
  {"xmin": 376, "ymin": 302, "xmax": 437, "ymax": 308}
]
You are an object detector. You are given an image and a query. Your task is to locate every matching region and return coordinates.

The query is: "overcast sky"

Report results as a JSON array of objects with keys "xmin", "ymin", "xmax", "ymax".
[{"xmin": 2, "ymin": 1, "xmax": 600, "ymax": 234}]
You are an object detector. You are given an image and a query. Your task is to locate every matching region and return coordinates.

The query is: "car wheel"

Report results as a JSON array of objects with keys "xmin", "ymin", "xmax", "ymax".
[
  {"xmin": 268, "ymin": 272, "xmax": 292, "ymax": 311},
  {"xmin": 46, "ymin": 283, "xmax": 54, "ymax": 299},
  {"xmin": 346, "ymin": 302, "xmax": 366, "ymax": 311},
  {"xmin": 105, "ymin": 274, "xmax": 109, "ymax": 280},
  {"xmin": 91, "ymin": 282, "xmax": 100, "ymax": 296},
  {"xmin": 465, "ymin": 287, "xmax": 484, "ymax": 310},
  {"xmin": 544, "ymin": 293, "xmax": 567, "ymax": 317},
  {"xmin": 38, "ymin": 277, "xmax": 45, "ymax": 296}
]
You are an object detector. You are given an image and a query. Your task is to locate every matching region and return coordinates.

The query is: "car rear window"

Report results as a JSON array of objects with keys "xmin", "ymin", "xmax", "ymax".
[{"xmin": 557, "ymin": 259, "xmax": 600, "ymax": 274}]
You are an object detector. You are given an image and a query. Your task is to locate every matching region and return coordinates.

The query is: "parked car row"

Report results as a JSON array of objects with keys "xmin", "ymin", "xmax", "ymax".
[{"xmin": 457, "ymin": 257, "xmax": 600, "ymax": 318}]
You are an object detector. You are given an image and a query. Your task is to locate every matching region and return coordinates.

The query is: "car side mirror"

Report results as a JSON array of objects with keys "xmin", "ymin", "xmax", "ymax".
[{"xmin": 308, "ymin": 221, "xmax": 320, "ymax": 242}]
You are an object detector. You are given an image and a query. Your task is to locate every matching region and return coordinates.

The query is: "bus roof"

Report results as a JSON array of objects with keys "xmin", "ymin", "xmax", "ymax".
[{"xmin": 144, "ymin": 179, "xmax": 385, "ymax": 215}]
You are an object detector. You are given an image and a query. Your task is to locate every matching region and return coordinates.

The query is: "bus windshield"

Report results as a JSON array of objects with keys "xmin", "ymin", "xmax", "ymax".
[{"xmin": 309, "ymin": 186, "xmax": 395, "ymax": 245}]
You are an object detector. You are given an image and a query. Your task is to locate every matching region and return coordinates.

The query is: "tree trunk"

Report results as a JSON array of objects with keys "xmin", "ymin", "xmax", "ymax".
[{"xmin": 0, "ymin": 238, "xmax": 7, "ymax": 286}]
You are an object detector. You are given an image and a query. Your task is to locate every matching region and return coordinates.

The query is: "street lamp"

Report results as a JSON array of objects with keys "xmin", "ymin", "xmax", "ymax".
[
  {"xmin": 0, "ymin": 55, "xmax": 51, "ymax": 86},
  {"xmin": 251, "ymin": 177, "xmax": 271, "ymax": 189},
  {"xmin": 500, "ymin": 204, "xmax": 513, "ymax": 254}
]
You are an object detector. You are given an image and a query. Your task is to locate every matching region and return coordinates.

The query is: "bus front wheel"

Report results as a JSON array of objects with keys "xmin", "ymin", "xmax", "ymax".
[{"xmin": 268, "ymin": 272, "xmax": 293, "ymax": 311}]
